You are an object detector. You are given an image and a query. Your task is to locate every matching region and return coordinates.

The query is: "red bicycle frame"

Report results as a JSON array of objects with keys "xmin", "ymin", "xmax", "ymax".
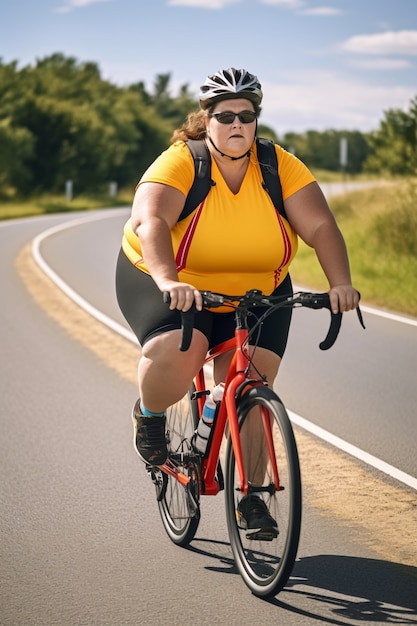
[{"xmin": 165, "ymin": 326, "xmax": 280, "ymax": 496}]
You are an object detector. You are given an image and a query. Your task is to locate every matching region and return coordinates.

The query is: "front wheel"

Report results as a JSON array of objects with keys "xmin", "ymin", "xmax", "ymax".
[
  {"xmin": 225, "ymin": 386, "xmax": 302, "ymax": 598},
  {"xmin": 155, "ymin": 386, "xmax": 201, "ymax": 546}
]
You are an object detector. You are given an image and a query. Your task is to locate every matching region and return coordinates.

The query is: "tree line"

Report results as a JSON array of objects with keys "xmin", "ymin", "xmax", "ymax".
[{"xmin": 0, "ymin": 53, "xmax": 416, "ymax": 197}]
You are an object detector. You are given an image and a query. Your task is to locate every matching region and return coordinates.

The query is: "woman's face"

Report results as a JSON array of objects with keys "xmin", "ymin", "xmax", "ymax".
[{"xmin": 206, "ymin": 98, "xmax": 257, "ymax": 157}]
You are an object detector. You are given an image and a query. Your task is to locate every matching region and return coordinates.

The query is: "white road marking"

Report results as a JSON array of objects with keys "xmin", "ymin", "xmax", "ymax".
[{"xmin": 31, "ymin": 211, "xmax": 417, "ymax": 491}]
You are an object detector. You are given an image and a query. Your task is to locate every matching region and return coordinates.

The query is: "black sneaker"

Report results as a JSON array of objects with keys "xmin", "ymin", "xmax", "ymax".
[
  {"xmin": 132, "ymin": 399, "xmax": 167, "ymax": 465},
  {"xmin": 237, "ymin": 494, "xmax": 279, "ymax": 541}
]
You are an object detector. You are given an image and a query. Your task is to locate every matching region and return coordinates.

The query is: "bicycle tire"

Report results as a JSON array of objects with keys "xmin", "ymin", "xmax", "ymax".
[
  {"xmin": 225, "ymin": 386, "xmax": 302, "ymax": 598},
  {"xmin": 155, "ymin": 385, "xmax": 201, "ymax": 546}
]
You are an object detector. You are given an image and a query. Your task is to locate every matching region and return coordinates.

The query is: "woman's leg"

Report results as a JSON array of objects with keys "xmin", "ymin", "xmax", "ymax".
[
  {"xmin": 215, "ymin": 347, "xmax": 281, "ymax": 486},
  {"xmin": 138, "ymin": 328, "xmax": 208, "ymax": 412},
  {"xmin": 213, "ymin": 346, "xmax": 280, "ymax": 386},
  {"xmin": 116, "ymin": 250, "xmax": 212, "ymax": 463},
  {"xmin": 116, "ymin": 249, "xmax": 211, "ymax": 411}
]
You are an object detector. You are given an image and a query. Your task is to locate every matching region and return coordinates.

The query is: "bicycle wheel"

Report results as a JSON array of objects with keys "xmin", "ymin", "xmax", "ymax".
[
  {"xmin": 153, "ymin": 385, "xmax": 201, "ymax": 546},
  {"xmin": 225, "ymin": 386, "xmax": 302, "ymax": 598}
]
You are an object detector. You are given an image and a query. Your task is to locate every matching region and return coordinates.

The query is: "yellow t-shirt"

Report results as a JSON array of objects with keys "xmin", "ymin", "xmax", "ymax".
[{"xmin": 122, "ymin": 140, "xmax": 315, "ymax": 297}]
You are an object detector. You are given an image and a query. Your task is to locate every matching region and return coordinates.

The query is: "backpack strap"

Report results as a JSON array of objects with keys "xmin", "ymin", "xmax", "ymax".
[
  {"xmin": 256, "ymin": 137, "xmax": 287, "ymax": 220},
  {"xmin": 178, "ymin": 139, "xmax": 214, "ymax": 221}
]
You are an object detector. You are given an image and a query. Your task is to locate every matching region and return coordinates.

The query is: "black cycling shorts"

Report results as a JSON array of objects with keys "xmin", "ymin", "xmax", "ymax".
[{"xmin": 115, "ymin": 249, "xmax": 293, "ymax": 358}]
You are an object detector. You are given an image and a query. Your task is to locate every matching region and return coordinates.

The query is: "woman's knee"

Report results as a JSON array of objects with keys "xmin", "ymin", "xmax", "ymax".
[
  {"xmin": 252, "ymin": 347, "xmax": 281, "ymax": 382},
  {"xmin": 213, "ymin": 350, "xmax": 234, "ymax": 383},
  {"xmin": 142, "ymin": 329, "xmax": 208, "ymax": 369},
  {"xmin": 214, "ymin": 346, "xmax": 280, "ymax": 385}
]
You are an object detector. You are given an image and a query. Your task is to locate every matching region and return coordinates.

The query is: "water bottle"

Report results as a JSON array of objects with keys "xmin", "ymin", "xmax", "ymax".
[{"xmin": 193, "ymin": 383, "xmax": 225, "ymax": 454}]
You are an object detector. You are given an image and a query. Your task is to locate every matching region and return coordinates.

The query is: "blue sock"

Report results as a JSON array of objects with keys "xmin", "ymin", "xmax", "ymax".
[{"xmin": 140, "ymin": 401, "xmax": 164, "ymax": 417}]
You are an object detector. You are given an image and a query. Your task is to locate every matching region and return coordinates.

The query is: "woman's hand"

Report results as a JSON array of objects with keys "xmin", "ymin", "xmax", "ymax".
[
  {"xmin": 161, "ymin": 280, "xmax": 203, "ymax": 312},
  {"xmin": 329, "ymin": 284, "xmax": 360, "ymax": 314}
]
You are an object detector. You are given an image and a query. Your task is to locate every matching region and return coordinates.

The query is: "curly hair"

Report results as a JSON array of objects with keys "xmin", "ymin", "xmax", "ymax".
[{"xmin": 170, "ymin": 110, "xmax": 207, "ymax": 143}]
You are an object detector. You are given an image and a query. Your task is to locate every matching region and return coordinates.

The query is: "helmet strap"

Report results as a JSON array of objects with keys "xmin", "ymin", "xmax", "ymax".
[{"xmin": 206, "ymin": 134, "xmax": 251, "ymax": 161}]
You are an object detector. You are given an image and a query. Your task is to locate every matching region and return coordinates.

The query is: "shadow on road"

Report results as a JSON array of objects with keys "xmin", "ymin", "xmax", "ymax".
[
  {"xmin": 188, "ymin": 539, "xmax": 417, "ymax": 623},
  {"xmin": 274, "ymin": 555, "xmax": 417, "ymax": 624}
]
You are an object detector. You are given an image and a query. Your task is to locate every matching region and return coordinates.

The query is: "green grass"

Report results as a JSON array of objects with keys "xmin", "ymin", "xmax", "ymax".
[
  {"xmin": 291, "ymin": 180, "xmax": 417, "ymax": 317},
  {"xmin": 309, "ymin": 168, "xmax": 381, "ymax": 183},
  {"xmin": 2, "ymin": 180, "xmax": 417, "ymax": 317}
]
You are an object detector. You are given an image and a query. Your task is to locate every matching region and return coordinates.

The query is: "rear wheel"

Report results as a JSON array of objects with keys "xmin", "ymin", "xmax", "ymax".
[
  {"xmin": 154, "ymin": 386, "xmax": 201, "ymax": 546},
  {"xmin": 225, "ymin": 386, "xmax": 302, "ymax": 598}
]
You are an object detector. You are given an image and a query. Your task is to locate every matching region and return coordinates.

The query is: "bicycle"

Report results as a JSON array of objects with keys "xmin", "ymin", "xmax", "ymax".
[{"xmin": 145, "ymin": 288, "xmax": 365, "ymax": 598}]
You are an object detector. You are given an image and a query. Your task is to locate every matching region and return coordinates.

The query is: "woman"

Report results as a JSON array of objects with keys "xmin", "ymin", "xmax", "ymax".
[{"xmin": 116, "ymin": 68, "xmax": 359, "ymax": 539}]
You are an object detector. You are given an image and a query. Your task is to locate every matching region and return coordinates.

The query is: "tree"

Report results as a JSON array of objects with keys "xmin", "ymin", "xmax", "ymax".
[
  {"xmin": 281, "ymin": 129, "xmax": 369, "ymax": 173},
  {"xmin": 365, "ymin": 97, "xmax": 417, "ymax": 176},
  {"xmin": 0, "ymin": 119, "xmax": 34, "ymax": 194},
  {"xmin": 4, "ymin": 52, "xmax": 411, "ymax": 198},
  {"xmin": 0, "ymin": 54, "xmax": 172, "ymax": 193},
  {"xmin": 0, "ymin": 60, "xmax": 35, "ymax": 193}
]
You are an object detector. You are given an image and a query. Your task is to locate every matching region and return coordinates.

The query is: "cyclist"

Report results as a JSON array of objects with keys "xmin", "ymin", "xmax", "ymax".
[{"xmin": 116, "ymin": 67, "xmax": 359, "ymax": 539}]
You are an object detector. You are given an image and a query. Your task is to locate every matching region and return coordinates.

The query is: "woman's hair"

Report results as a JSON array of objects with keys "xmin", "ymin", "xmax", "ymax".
[
  {"xmin": 170, "ymin": 109, "xmax": 206, "ymax": 143},
  {"xmin": 170, "ymin": 102, "xmax": 262, "ymax": 144}
]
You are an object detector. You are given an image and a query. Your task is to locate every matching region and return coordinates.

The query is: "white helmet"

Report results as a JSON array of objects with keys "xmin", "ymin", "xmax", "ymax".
[{"xmin": 199, "ymin": 68, "xmax": 263, "ymax": 109}]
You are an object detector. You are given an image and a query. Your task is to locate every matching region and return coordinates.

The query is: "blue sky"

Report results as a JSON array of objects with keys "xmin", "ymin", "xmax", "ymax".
[{"xmin": 1, "ymin": 0, "xmax": 416, "ymax": 135}]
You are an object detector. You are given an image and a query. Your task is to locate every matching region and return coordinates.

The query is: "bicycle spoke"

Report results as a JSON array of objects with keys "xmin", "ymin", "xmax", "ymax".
[
  {"xmin": 225, "ymin": 386, "xmax": 301, "ymax": 598},
  {"xmin": 154, "ymin": 387, "xmax": 201, "ymax": 546}
]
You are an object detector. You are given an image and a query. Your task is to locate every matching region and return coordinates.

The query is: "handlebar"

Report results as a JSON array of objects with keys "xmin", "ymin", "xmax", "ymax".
[{"xmin": 163, "ymin": 290, "xmax": 365, "ymax": 352}]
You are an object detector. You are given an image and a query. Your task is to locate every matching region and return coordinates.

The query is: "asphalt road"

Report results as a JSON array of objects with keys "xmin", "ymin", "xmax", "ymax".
[
  {"xmin": 1, "ymin": 211, "xmax": 416, "ymax": 626},
  {"xmin": 38, "ymin": 208, "xmax": 417, "ymax": 478}
]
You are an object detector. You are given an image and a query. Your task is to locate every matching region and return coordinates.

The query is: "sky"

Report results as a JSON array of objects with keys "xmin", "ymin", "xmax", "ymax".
[{"xmin": 1, "ymin": 0, "xmax": 416, "ymax": 135}]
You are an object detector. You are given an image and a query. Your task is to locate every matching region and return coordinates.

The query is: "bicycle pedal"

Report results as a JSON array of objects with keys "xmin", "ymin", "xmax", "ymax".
[
  {"xmin": 146, "ymin": 466, "xmax": 161, "ymax": 485},
  {"xmin": 245, "ymin": 528, "xmax": 279, "ymax": 542}
]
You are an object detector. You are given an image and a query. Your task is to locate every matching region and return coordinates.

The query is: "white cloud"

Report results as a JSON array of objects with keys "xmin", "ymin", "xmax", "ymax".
[
  {"xmin": 300, "ymin": 6, "xmax": 344, "ymax": 16},
  {"xmin": 55, "ymin": 0, "xmax": 111, "ymax": 13},
  {"xmin": 341, "ymin": 30, "xmax": 417, "ymax": 56},
  {"xmin": 260, "ymin": 71, "xmax": 415, "ymax": 133},
  {"xmin": 349, "ymin": 58, "xmax": 412, "ymax": 70},
  {"xmin": 259, "ymin": 0, "xmax": 304, "ymax": 8},
  {"xmin": 167, "ymin": 0, "xmax": 239, "ymax": 7},
  {"xmin": 102, "ymin": 61, "xmax": 415, "ymax": 133},
  {"xmin": 257, "ymin": 1, "xmax": 343, "ymax": 14}
]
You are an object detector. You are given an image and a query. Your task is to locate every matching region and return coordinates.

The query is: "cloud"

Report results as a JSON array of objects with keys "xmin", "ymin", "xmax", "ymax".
[
  {"xmin": 300, "ymin": 6, "xmax": 344, "ymax": 16},
  {"xmin": 258, "ymin": 1, "xmax": 342, "ymax": 14},
  {"xmin": 259, "ymin": 0, "xmax": 304, "ymax": 7},
  {"xmin": 100, "ymin": 60, "xmax": 414, "ymax": 134},
  {"xmin": 55, "ymin": 0, "xmax": 112, "ymax": 13},
  {"xmin": 261, "ymin": 71, "xmax": 415, "ymax": 133},
  {"xmin": 341, "ymin": 30, "xmax": 417, "ymax": 56},
  {"xmin": 349, "ymin": 58, "xmax": 412, "ymax": 70},
  {"xmin": 167, "ymin": 0, "xmax": 239, "ymax": 7}
]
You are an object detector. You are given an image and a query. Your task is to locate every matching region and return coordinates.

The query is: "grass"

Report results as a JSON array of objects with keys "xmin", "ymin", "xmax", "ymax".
[
  {"xmin": 2, "ymin": 179, "xmax": 417, "ymax": 317},
  {"xmin": 310, "ymin": 168, "xmax": 382, "ymax": 183},
  {"xmin": 291, "ymin": 179, "xmax": 417, "ymax": 316}
]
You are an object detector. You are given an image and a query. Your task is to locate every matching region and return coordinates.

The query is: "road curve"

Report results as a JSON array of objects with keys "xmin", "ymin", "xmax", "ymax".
[
  {"xmin": 36, "ymin": 208, "xmax": 417, "ymax": 483},
  {"xmin": 1, "ymin": 212, "xmax": 416, "ymax": 626}
]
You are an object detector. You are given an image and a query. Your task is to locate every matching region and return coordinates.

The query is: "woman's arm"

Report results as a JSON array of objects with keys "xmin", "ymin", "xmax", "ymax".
[
  {"xmin": 131, "ymin": 181, "xmax": 203, "ymax": 311},
  {"xmin": 284, "ymin": 181, "xmax": 360, "ymax": 313}
]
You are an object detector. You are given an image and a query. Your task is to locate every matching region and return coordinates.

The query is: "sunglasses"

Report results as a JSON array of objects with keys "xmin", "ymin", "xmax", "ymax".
[{"xmin": 210, "ymin": 111, "xmax": 257, "ymax": 125}]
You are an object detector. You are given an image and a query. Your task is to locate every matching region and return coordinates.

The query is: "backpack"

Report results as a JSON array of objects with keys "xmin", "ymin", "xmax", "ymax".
[{"xmin": 178, "ymin": 138, "xmax": 286, "ymax": 221}]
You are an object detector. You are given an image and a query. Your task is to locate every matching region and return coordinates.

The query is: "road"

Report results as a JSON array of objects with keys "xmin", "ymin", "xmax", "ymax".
[
  {"xmin": 1, "ymin": 210, "xmax": 416, "ymax": 626},
  {"xmin": 37, "ymin": 207, "xmax": 417, "ymax": 478}
]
